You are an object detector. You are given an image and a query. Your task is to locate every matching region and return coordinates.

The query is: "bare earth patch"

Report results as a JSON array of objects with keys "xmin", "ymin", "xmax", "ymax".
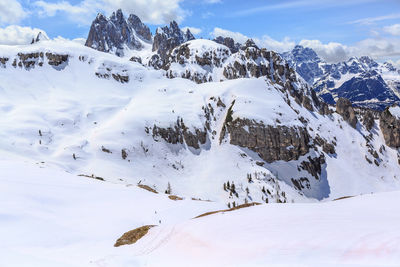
[
  {"xmin": 137, "ymin": 184, "xmax": 158, "ymax": 194},
  {"xmin": 168, "ymin": 195, "xmax": 183, "ymax": 200},
  {"xmin": 114, "ymin": 225, "xmax": 156, "ymax": 247},
  {"xmin": 333, "ymin": 195, "xmax": 354, "ymax": 201},
  {"xmin": 194, "ymin": 202, "xmax": 261, "ymax": 219},
  {"xmin": 78, "ymin": 174, "xmax": 105, "ymax": 181}
]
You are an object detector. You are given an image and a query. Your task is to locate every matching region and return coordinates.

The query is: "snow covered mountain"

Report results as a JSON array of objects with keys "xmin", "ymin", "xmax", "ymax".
[
  {"xmin": 2, "ymin": 10, "xmax": 400, "ymax": 265},
  {"xmin": 1, "ymin": 33, "xmax": 400, "ymax": 206},
  {"xmin": 283, "ymin": 45, "xmax": 400, "ymax": 110}
]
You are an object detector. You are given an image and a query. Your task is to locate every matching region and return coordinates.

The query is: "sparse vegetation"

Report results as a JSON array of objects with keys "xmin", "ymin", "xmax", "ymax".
[
  {"xmin": 194, "ymin": 202, "xmax": 261, "ymax": 219},
  {"xmin": 168, "ymin": 195, "xmax": 183, "ymax": 201},
  {"xmin": 114, "ymin": 225, "xmax": 156, "ymax": 247},
  {"xmin": 165, "ymin": 182, "xmax": 172, "ymax": 194},
  {"xmin": 137, "ymin": 184, "xmax": 158, "ymax": 194}
]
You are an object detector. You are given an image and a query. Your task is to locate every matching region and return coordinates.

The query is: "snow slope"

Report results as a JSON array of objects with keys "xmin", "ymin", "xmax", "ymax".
[
  {"xmin": 0, "ymin": 157, "xmax": 224, "ymax": 266},
  {"xmin": 1, "ymin": 157, "xmax": 399, "ymax": 266},
  {"xmin": 126, "ymin": 191, "xmax": 400, "ymax": 267}
]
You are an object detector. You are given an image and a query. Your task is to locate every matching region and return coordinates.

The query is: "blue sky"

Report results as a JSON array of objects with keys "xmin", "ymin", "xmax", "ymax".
[{"xmin": 1, "ymin": 0, "xmax": 400, "ymax": 63}]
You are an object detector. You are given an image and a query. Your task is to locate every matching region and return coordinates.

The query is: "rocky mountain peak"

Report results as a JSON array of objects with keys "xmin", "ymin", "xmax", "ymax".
[
  {"xmin": 110, "ymin": 9, "xmax": 124, "ymax": 23},
  {"xmin": 127, "ymin": 14, "xmax": 152, "ymax": 42},
  {"xmin": 85, "ymin": 9, "xmax": 150, "ymax": 56},
  {"xmin": 31, "ymin": 32, "xmax": 48, "ymax": 44},
  {"xmin": 241, "ymin": 39, "xmax": 258, "ymax": 50},
  {"xmin": 152, "ymin": 20, "xmax": 195, "ymax": 59},
  {"xmin": 291, "ymin": 45, "xmax": 321, "ymax": 63}
]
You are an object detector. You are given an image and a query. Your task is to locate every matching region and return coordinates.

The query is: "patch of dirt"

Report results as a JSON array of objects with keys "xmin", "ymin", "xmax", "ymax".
[
  {"xmin": 191, "ymin": 197, "xmax": 212, "ymax": 202},
  {"xmin": 114, "ymin": 225, "xmax": 156, "ymax": 247},
  {"xmin": 78, "ymin": 174, "xmax": 105, "ymax": 181},
  {"xmin": 194, "ymin": 202, "xmax": 261, "ymax": 219},
  {"xmin": 333, "ymin": 195, "xmax": 354, "ymax": 201},
  {"xmin": 137, "ymin": 184, "xmax": 158, "ymax": 194},
  {"xmin": 168, "ymin": 195, "xmax": 183, "ymax": 200}
]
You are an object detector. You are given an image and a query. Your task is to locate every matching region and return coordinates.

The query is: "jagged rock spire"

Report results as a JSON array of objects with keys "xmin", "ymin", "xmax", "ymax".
[
  {"xmin": 85, "ymin": 9, "xmax": 151, "ymax": 56},
  {"xmin": 152, "ymin": 20, "xmax": 195, "ymax": 59}
]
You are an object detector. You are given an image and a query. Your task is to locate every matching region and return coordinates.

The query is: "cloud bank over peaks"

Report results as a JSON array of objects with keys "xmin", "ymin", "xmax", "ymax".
[
  {"xmin": 211, "ymin": 27, "xmax": 400, "ymax": 64},
  {"xmin": 0, "ymin": 25, "xmax": 48, "ymax": 45},
  {"xmin": 34, "ymin": 0, "xmax": 187, "ymax": 25}
]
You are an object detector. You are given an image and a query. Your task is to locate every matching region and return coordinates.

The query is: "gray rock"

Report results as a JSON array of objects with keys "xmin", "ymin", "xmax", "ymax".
[
  {"xmin": 363, "ymin": 110, "xmax": 375, "ymax": 131},
  {"xmin": 336, "ymin": 98, "xmax": 358, "ymax": 128},
  {"xmin": 213, "ymin": 36, "xmax": 240, "ymax": 53},
  {"xmin": 127, "ymin": 14, "xmax": 152, "ymax": 42},
  {"xmin": 152, "ymin": 118, "xmax": 207, "ymax": 149},
  {"xmin": 85, "ymin": 9, "xmax": 144, "ymax": 56},
  {"xmin": 225, "ymin": 118, "xmax": 311, "ymax": 163},
  {"xmin": 152, "ymin": 21, "xmax": 195, "ymax": 59},
  {"xmin": 379, "ymin": 106, "xmax": 400, "ymax": 148}
]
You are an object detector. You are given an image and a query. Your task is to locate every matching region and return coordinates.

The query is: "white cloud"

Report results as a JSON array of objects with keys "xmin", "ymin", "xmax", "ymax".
[
  {"xmin": 231, "ymin": 0, "xmax": 378, "ymax": 18},
  {"xmin": 204, "ymin": 0, "xmax": 221, "ymax": 3},
  {"xmin": 260, "ymin": 35, "xmax": 295, "ymax": 53},
  {"xmin": 299, "ymin": 40, "xmax": 350, "ymax": 63},
  {"xmin": 383, "ymin": 24, "xmax": 400, "ymax": 36},
  {"xmin": 0, "ymin": 0, "xmax": 27, "ymax": 24},
  {"xmin": 182, "ymin": 26, "xmax": 202, "ymax": 35},
  {"xmin": 211, "ymin": 27, "xmax": 400, "ymax": 63},
  {"xmin": 34, "ymin": 0, "xmax": 186, "ymax": 25},
  {"xmin": 211, "ymin": 27, "xmax": 295, "ymax": 53},
  {"xmin": 355, "ymin": 37, "xmax": 400, "ymax": 59},
  {"xmin": 201, "ymin": 11, "xmax": 214, "ymax": 19},
  {"xmin": 0, "ymin": 25, "xmax": 48, "ymax": 45},
  {"xmin": 211, "ymin": 27, "xmax": 249, "ymax": 43},
  {"xmin": 349, "ymin": 13, "xmax": 400, "ymax": 25}
]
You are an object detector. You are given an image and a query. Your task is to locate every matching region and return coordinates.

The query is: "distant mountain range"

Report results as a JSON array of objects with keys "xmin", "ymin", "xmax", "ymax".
[{"xmin": 282, "ymin": 45, "xmax": 400, "ymax": 110}]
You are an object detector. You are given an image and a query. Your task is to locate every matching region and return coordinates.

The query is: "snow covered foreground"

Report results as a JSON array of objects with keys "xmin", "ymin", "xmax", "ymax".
[{"xmin": 1, "ymin": 159, "xmax": 400, "ymax": 267}]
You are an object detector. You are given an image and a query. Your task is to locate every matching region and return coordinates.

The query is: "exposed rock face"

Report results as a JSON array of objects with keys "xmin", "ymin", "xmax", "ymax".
[
  {"xmin": 94, "ymin": 61, "xmax": 129, "ymax": 83},
  {"xmin": 213, "ymin": 36, "xmax": 240, "ymax": 53},
  {"xmin": 379, "ymin": 107, "xmax": 400, "ymax": 148},
  {"xmin": 314, "ymin": 135, "xmax": 336, "ymax": 154},
  {"xmin": 163, "ymin": 41, "xmax": 231, "ymax": 83},
  {"xmin": 46, "ymin": 53, "xmax": 69, "ymax": 66},
  {"xmin": 8, "ymin": 52, "xmax": 68, "ymax": 70},
  {"xmin": 152, "ymin": 21, "xmax": 195, "ymax": 59},
  {"xmin": 363, "ymin": 110, "xmax": 375, "ymax": 131},
  {"xmin": 336, "ymin": 98, "xmax": 358, "ymax": 128},
  {"xmin": 152, "ymin": 119, "xmax": 207, "ymax": 149},
  {"xmin": 127, "ymin": 14, "xmax": 152, "ymax": 42},
  {"xmin": 85, "ymin": 9, "xmax": 149, "ymax": 56},
  {"xmin": 225, "ymin": 118, "xmax": 311, "ymax": 163},
  {"xmin": 300, "ymin": 154, "xmax": 326, "ymax": 180}
]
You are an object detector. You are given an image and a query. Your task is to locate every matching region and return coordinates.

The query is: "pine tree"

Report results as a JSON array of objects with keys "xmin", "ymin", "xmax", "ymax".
[
  {"xmin": 165, "ymin": 182, "xmax": 171, "ymax": 194},
  {"xmin": 223, "ymin": 183, "xmax": 226, "ymax": 191}
]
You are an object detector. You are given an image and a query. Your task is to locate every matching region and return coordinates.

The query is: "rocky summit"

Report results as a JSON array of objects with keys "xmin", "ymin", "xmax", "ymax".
[
  {"xmin": 152, "ymin": 21, "xmax": 195, "ymax": 59},
  {"xmin": 85, "ymin": 9, "xmax": 151, "ymax": 56}
]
